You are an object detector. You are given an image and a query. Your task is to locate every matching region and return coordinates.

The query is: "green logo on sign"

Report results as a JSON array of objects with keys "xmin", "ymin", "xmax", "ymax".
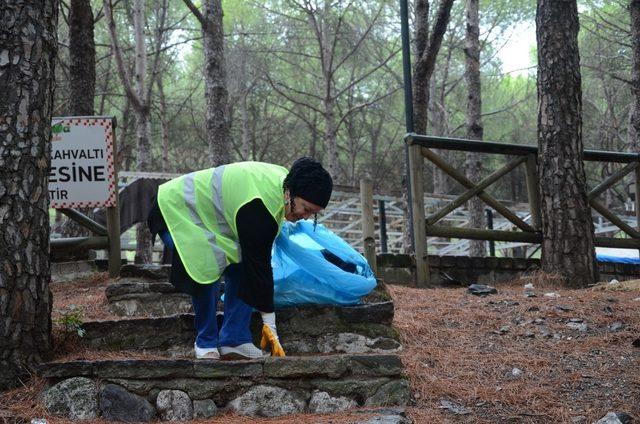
[{"xmin": 52, "ymin": 123, "xmax": 71, "ymax": 133}]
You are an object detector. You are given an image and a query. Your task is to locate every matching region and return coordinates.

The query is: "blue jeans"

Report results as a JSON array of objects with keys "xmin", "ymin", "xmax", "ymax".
[{"xmin": 160, "ymin": 231, "xmax": 253, "ymax": 348}]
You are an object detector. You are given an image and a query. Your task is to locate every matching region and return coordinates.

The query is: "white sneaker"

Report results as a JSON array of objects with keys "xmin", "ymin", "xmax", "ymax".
[
  {"xmin": 219, "ymin": 343, "xmax": 264, "ymax": 360},
  {"xmin": 194, "ymin": 343, "xmax": 220, "ymax": 360}
]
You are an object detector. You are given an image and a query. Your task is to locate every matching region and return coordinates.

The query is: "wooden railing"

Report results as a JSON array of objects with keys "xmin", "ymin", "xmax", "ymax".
[{"xmin": 406, "ymin": 133, "xmax": 640, "ymax": 286}]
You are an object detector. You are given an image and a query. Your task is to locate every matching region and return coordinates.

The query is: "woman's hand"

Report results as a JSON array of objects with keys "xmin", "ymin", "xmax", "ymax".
[{"xmin": 260, "ymin": 312, "xmax": 286, "ymax": 357}]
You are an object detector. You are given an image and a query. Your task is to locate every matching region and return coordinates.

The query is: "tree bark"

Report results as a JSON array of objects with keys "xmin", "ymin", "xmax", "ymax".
[
  {"xmin": 158, "ymin": 77, "xmax": 169, "ymax": 172},
  {"xmin": 203, "ymin": 0, "xmax": 231, "ymax": 165},
  {"xmin": 464, "ymin": 0, "xmax": 486, "ymax": 257},
  {"xmin": 69, "ymin": 0, "xmax": 95, "ymax": 115},
  {"xmin": 629, "ymin": 1, "xmax": 640, "ymax": 153},
  {"xmin": 536, "ymin": 0, "xmax": 598, "ymax": 286},
  {"xmin": 0, "ymin": 0, "xmax": 58, "ymax": 390}
]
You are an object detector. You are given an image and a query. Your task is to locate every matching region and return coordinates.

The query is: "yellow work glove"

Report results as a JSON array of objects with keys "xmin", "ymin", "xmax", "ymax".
[{"xmin": 260, "ymin": 312, "xmax": 286, "ymax": 357}]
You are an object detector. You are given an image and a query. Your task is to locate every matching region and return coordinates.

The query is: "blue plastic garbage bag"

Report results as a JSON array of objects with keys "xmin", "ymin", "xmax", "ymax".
[{"xmin": 271, "ymin": 220, "xmax": 377, "ymax": 307}]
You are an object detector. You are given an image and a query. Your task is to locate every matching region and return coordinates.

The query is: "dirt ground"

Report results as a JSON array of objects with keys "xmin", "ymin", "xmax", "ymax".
[{"xmin": 1, "ymin": 273, "xmax": 639, "ymax": 423}]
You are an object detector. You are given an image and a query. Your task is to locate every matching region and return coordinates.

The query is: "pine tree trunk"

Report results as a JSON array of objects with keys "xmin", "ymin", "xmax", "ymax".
[
  {"xmin": 413, "ymin": 0, "xmax": 431, "ymax": 135},
  {"xmin": 133, "ymin": 108, "xmax": 153, "ymax": 264},
  {"xmin": 0, "ymin": 0, "xmax": 58, "ymax": 390},
  {"xmin": 62, "ymin": 0, "xmax": 96, "ymax": 239},
  {"xmin": 464, "ymin": 0, "xmax": 486, "ymax": 257},
  {"xmin": 203, "ymin": 0, "xmax": 231, "ymax": 166},
  {"xmin": 630, "ymin": 1, "xmax": 640, "ymax": 153},
  {"xmin": 408, "ymin": 0, "xmax": 454, "ymax": 251},
  {"xmin": 536, "ymin": 0, "xmax": 598, "ymax": 286},
  {"xmin": 69, "ymin": 0, "xmax": 95, "ymax": 115},
  {"xmin": 132, "ymin": 0, "xmax": 153, "ymax": 263}
]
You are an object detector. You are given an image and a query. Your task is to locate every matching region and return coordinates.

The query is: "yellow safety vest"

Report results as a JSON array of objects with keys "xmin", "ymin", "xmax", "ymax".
[{"xmin": 157, "ymin": 162, "xmax": 288, "ymax": 283}]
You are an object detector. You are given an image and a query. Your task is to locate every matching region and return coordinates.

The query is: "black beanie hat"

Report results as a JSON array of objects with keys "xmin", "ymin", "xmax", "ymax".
[{"xmin": 283, "ymin": 157, "xmax": 333, "ymax": 208}]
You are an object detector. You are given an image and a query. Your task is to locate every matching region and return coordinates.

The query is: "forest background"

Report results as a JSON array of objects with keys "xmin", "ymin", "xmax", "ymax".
[{"xmin": 52, "ymin": 0, "xmax": 636, "ymax": 201}]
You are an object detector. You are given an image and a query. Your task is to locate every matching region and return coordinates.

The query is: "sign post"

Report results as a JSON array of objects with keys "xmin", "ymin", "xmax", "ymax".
[{"xmin": 49, "ymin": 116, "xmax": 120, "ymax": 276}]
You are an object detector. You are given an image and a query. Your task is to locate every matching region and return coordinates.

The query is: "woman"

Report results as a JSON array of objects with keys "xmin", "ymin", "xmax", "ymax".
[{"xmin": 147, "ymin": 157, "xmax": 333, "ymax": 359}]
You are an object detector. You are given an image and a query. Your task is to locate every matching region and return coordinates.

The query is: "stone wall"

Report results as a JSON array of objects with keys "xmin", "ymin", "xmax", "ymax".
[
  {"xmin": 377, "ymin": 254, "xmax": 640, "ymax": 286},
  {"xmin": 37, "ymin": 356, "xmax": 410, "ymax": 421}
]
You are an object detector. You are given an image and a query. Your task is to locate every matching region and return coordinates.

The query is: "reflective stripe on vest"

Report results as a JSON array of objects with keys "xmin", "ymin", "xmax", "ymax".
[{"xmin": 183, "ymin": 169, "xmax": 228, "ymax": 274}]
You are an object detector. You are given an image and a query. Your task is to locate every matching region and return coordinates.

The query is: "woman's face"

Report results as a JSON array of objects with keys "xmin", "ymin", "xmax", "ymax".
[{"xmin": 284, "ymin": 193, "xmax": 323, "ymax": 222}]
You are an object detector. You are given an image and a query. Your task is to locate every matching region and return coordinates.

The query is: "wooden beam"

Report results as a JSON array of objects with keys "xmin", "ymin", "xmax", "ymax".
[
  {"xmin": 588, "ymin": 162, "xmax": 638, "ymax": 200},
  {"xmin": 407, "ymin": 133, "xmax": 640, "ymax": 163},
  {"xmin": 409, "ymin": 144, "xmax": 429, "ymax": 287},
  {"xmin": 50, "ymin": 236, "xmax": 109, "ymax": 251},
  {"xmin": 590, "ymin": 198, "xmax": 640, "ymax": 239},
  {"xmin": 60, "ymin": 208, "xmax": 108, "ymax": 236},
  {"xmin": 595, "ymin": 237, "xmax": 640, "ymax": 249},
  {"xmin": 426, "ymin": 156, "xmax": 526, "ymax": 226},
  {"xmin": 524, "ymin": 154, "xmax": 542, "ymax": 230},
  {"xmin": 426, "ymin": 225, "xmax": 541, "ymax": 243},
  {"xmin": 421, "ymin": 147, "xmax": 535, "ymax": 232}
]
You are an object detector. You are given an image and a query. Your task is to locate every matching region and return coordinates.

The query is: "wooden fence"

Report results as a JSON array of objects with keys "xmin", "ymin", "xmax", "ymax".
[{"xmin": 405, "ymin": 133, "xmax": 640, "ymax": 286}]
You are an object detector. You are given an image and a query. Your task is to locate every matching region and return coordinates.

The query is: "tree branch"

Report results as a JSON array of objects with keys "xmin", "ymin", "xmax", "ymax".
[
  {"xmin": 104, "ymin": 0, "xmax": 142, "ymax": 110},
  {"xmin": 182, "ymin": 0, "xmax": 207, "ymax": 28}
]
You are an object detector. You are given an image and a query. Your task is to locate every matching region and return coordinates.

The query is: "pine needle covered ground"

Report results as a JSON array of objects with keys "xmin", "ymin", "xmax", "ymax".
[{"xmin": 1, "ymin": 274, "xmax": 639, "ymax": 423}]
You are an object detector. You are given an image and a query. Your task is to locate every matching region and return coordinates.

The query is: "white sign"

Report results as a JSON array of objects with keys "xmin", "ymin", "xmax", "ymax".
[{"xmin": 49, "ymin": 117, "xmax": 117, "ymax": 209}]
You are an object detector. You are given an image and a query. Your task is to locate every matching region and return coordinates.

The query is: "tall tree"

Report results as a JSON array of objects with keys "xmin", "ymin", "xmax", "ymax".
[
  {"xmin": 105, "ymin": 0, "xmax": 167, "ymax": 263},
  {"xmin": 59, "ymin": 0, "xmax": 96, "ymax": 239},
  {"xmin": 264, "ymin": 0, "xmax": 398, "ymax": 181},
  {"xmin": 183, "ymin": 0, "xmax": 232, "ymax": 165},
  {"xmin": 69, "ymin": 0, "xmax": 95, "ymax": 115},
  {"xmin": 464, "ymin": 0, "xmax": 486, "ymax": 256},
  {"xmin": 408, "ymin": 0, "xmax": 455, "ymax": 251},
  {"xmin": 630, "ymin": 0, "xmax": 640, "ymax": 152},
  {"xmin": 0, "ymin": 0, "xmax": 58, "ymax": 390},
  {"xmin": 412, "ymin": 0, "xmax": 456, "ymax": 134},
  {"xmin": 536, "ymin": 0, "xmax": 598, "ymax": 286}
]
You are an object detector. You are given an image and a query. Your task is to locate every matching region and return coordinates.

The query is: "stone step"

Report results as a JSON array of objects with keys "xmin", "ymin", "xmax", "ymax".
[
  {"xmin": 81, "ymin": 298, "xmax": 401, "ymax": 355},
  {"xmin": 105, "ymin": 279, "xmax": 193, "ymax": 317},
  {"xmin": 51, "ymin": 260, "xmax": 97, "ymax": 283},
  {"xmin": 36, "ymin": 355, "xmax": 411, "ymax": 421},
  {"xmin": 107, "ymin": 264, "xmax": 391, "ymax": 319}
]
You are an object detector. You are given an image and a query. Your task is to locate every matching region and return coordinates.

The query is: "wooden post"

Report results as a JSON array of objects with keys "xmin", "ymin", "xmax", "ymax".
[
  {"xmin": 378, "ymin": 199, "xmax": 388, "ymax": 253},
  {"xmin": 360, "ymin": 177, "xmax": 377, "ymax": 275},
  {"xmin": 636, "ymin": 166, "xmax": 640, "ymax": 230},
  {"xmin": 409, "ymin": 144, "xmax": 429, "ymax": 286},
  {"xmin": 635, "ymin": 165, "xmax": 640, "ymax": 260},
  {"xmin": 525, "ymin": 154, "xmax": 542, "ymax": 230},
  {"xmin": 107, "ymin": 119, "xmax": 121, "ymax": 277}
]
